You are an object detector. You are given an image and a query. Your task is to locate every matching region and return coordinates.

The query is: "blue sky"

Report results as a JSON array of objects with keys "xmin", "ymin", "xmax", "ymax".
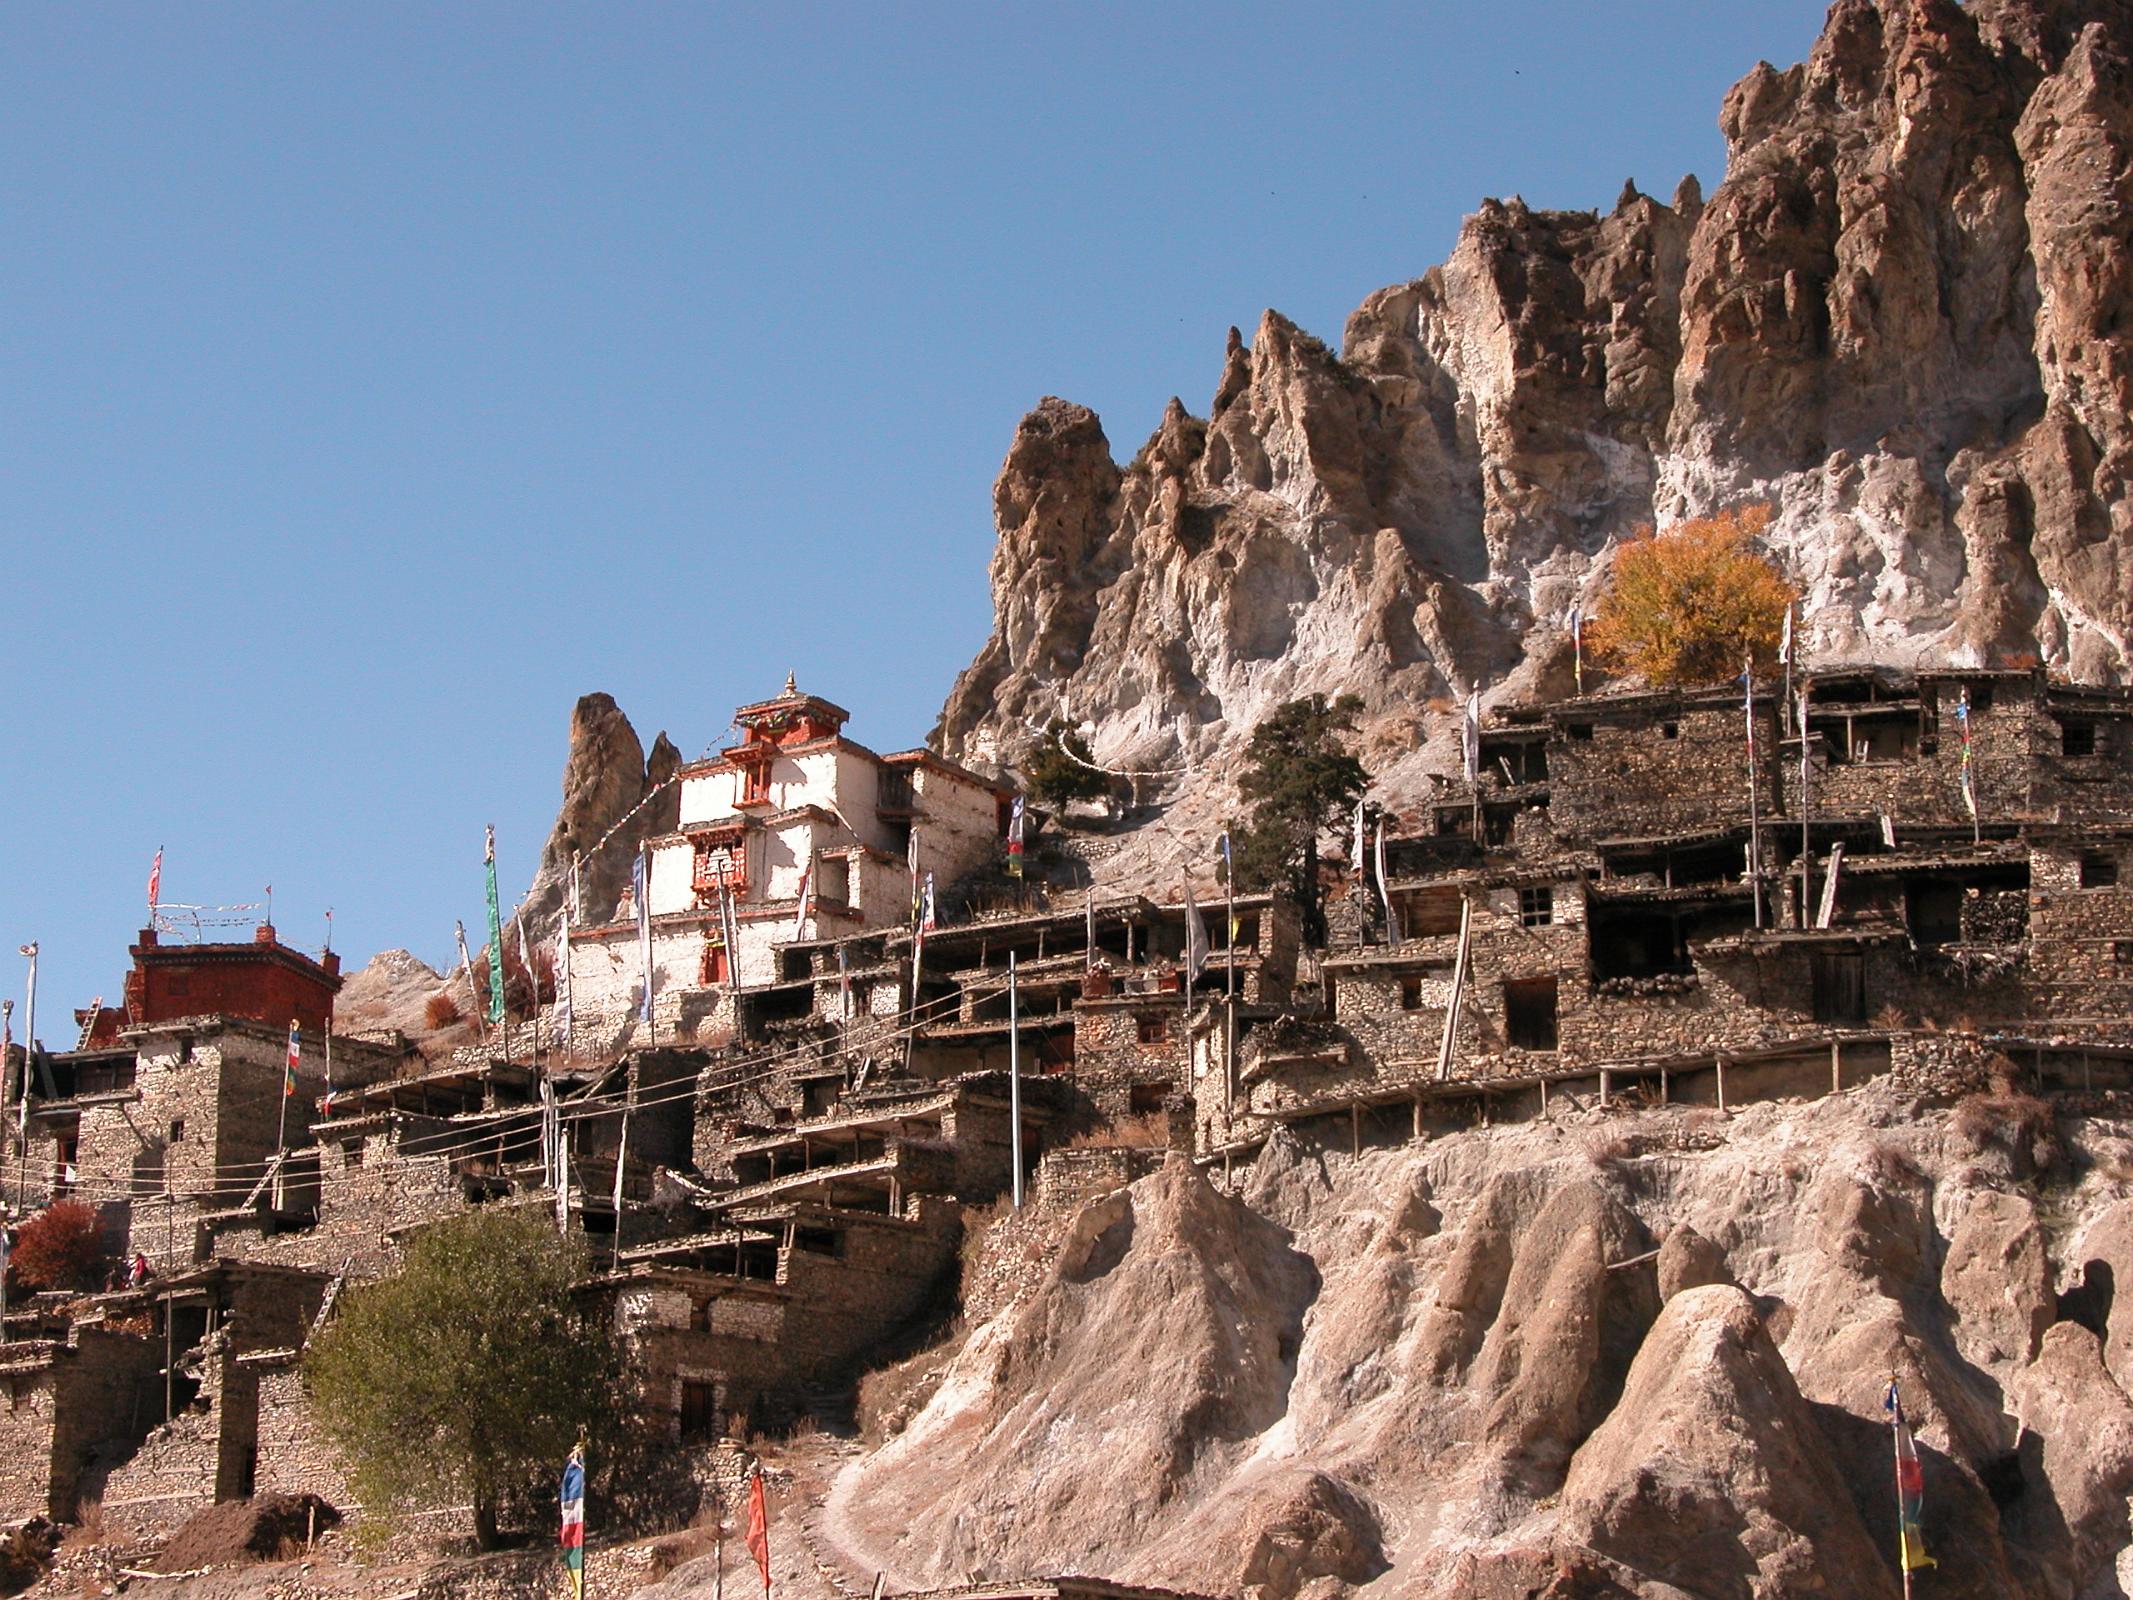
[{"xmin": 1, "ymin": 2, "xmax": 1831, "ymax": 1027}]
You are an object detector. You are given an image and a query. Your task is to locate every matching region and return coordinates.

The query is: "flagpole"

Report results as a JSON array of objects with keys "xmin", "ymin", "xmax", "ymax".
[
  {"xmin": 1008, "ymin": 952, "xmax": 1022, "ymax": 1209},
  {"xmin": 1892, "ymin": 1403, "xmax": 1912, "ymax": 1600},
  {"xmin": 1799, "ymin": 682, "xmax": 1813, "ymax": 929},
  {"xmin": 1745, "ymin": 660, "xmax": 1764, "ymax": 931},
  {"xmin": 277, "ymin": 1023, "xmax": 294, "ymax": 1154},
  {"xmin": 1224, "ymin": 840, "xmax": 1237, "ymax": 1115},
  {"xmin": 13, "ymin": 945, "xmax": 32, "ymax": 1212}
]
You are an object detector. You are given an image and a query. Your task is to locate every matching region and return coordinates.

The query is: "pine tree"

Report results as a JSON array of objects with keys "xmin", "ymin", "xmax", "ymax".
[{"xmin": 1229, "ymin": 694, "xmax": 1367, "ymax": 942}]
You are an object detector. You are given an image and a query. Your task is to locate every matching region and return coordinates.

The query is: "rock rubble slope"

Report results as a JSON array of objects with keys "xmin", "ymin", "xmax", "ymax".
[
  {"xmin": 829, "ymin": 1086, "xmax": 2133, "ymax": 1599},
  {"xmin": 936, "ymin": 0, "xmax": 2133, "ymax": 805}
]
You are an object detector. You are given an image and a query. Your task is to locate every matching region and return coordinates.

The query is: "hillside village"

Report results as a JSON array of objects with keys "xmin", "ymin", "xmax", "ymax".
[{"xmin": 4, "ymin": 660, "xmax": 2133, "ymax": 1585}]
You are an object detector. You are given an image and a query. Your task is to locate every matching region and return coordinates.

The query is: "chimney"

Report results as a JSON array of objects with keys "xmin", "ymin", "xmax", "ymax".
[{"xmin": 255, "ymin": 924, "xmax": 277, "ymax": 946}]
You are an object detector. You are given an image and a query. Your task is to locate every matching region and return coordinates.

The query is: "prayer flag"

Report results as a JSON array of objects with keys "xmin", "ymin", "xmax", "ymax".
[
  {"xmin": 1780, "ymin": 603, "xmax": 1794, "ymax": 666},
  {"xmin": 908, "ymin": 828, "xmax": 922, "ymax": 923},
  {"xmin": 1006, "ymin": 796, "xmax": 1025, "ymax": 878},
  {"xmin": 1570, "ymin": 607, "xmax": 1584, "ymax": 696},
  {"xmin": 719, "ymin": 868, "xmax": 742, "ymax": 991},
  {"xmin": 554, "ymin": 907, "xmax": 574, "ymax": 1046},
  {"xmin": 1219, "ymin": 831, "xmax": 1238, "ymax": 945},
  {"xmin": 634, "ymin": 847, "xmax": 654, "ymax": 1024},
  {"xmin": 1375, "ymin": 820, "xmax": 1402, "ymax": 943},
  {"xmin": 1883, "ymin": 1381, "xmax": 1936, "ymax": 1573},
  {"xmin": 284, "ymin": 1019, "xmax": 300, "ymax": 1098},
  {"xmin": 1957, "ymin": 689, "xmax": 1976, "ymax": 819},
  {"xmin": 559, "ymin": 1446, "xmax": 586, "ymax": 1600},
  {"xmin": 1183, "ymin": 878, "xmax": 1208, "ymax": 983},
  {"xmin": 837, "ymin": 944, "xmax": 851, "ymax": 1018},
  {"xmin": 914, "ymin": 874, "xmax": 937, "ymax": 968},
  {"xmin": 484, "ymin": 828, "xmax": 507, "ymax": 1027},
  {"xmin": 793, "ymin": 854, "xmax": 815, "ymax": 940},
  {"xmin": 745, "ymin": 1464, "xmax": 771, "ymax": 1598},
  {"xmin": 556, "ymin": 1127, "xmax": 571, "ymax": 1233},
  {"xmin": 1462, "ymin": 691, "xmax": 1481, "ymax": 784},
  {"xmin": 1352, "ymin": 801, "xmax": 1366, "ymax": 879},
  {"xmin": 147, "ymin": 847, "xmax": 163, "ymax": 913}
]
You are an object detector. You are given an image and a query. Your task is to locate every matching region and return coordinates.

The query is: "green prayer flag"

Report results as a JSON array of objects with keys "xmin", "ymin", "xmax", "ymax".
[{"xmin": 485, "ymin": 827, "xmax": 507, "ymax": 1026}]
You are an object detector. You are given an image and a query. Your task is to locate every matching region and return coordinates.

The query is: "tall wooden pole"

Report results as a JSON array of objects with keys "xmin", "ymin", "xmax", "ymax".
[
  {"xmin": 1008, "ymin": 953, "xmax": 1023, "ymax": 1209},
  {"xmin": 1799, "ymin": 682, "xmax": 1812, "ymax": 928},
  {"xmin": 1745, "ymin": 661, "xmax": 1765, "ymax": 930}
]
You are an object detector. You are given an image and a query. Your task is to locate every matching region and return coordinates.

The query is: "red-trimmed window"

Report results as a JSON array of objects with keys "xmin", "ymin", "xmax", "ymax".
[
  {"xmin": 700, "ymin": 940, "xmax": 729, "ymax": 985},
  {"xmin": 694, "ymin": 840, "xmax": 746, "ymax": 897}
]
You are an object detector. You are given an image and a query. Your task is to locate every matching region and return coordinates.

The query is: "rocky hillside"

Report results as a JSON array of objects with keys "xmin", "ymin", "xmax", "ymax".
[
  {"xmin": 826, "ymin": 1080, "xmax": 2133, "ymax": 1600},
  {"xmin": 936, "ymin": 0, "xmax": 2133, "ymax": 795}
]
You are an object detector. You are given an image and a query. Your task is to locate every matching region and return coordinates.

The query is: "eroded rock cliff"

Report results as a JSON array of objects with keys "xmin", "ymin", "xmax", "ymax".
[
  {"xmin": 937, "ymin": 0, "xmax": 2133, "ymax": 793},
  {"xmin": 829, "ymin": 1084, "xmax": 2133, "ymax": 1600}
]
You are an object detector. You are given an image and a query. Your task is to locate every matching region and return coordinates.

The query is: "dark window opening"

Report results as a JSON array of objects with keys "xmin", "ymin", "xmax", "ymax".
[
  {"xmin": 1136, "ymin": 1014, "xmax": 1170, "ymax": 1045},
  {"xmin": 168, "ymin": 1118, "xmax": 184, "ymax": 1145},
  {"xmin": 1484, "ymin": 740, "xmax": 1549, "ymax": 784},
  {"xmin": 1971, "ymin": 684, "xmax": 1995, "ymax": 712},
  {"xmin": 2082, "ymin": 851, "xmax": 2119, "ymax": 889},
  {"xmin": 1588, "ymin": 908, "xmax": 1697, "ymax": 981},
  {"xmin": 1483, "ymin": 806, "xmax": 1517, "ymax": 847},
  {"xmin": 1519, "ymin": 886, "xmax": 1554, "ymax": 927},
  {"xmin": 680, "ymin": 1381, "xmax": 720, "ymax": 1443},
  {"xmin": 2064, "ymin": 721, "xmax": 2097, "ymax": 757},
  {"xmin": 1810, "ymin": 951, "xmax": 1867, "ymax": 1024},
  {"xmin": 1661, "ymin": 723, "xmax": 1679, "ymax": 740},
  {"xmin": 1905, "ymin": 882, "xmax": 1964, "ymax": 948},
  {"xmin": 1503, "ymin": 977, "xmax": 1559, "ymax": 1052},
  {"xmin": 794, "ymin": 1227, "xmax": 841, "ymax": 1258},
  {"xmin": 1567, "ymin": 724, "xmax": 1594, "ymax": 742},
  {"xmin": 1129, "ymin": 1081, "xmax": 1169, "ymax": 1115},
  {"xmin": 2115, "ymin": 940, "xmax": 2133, "ymax": 965},
  {"xmin": 1399, "ymin": 974, "xmax": 1424, "ymax": 1011}
]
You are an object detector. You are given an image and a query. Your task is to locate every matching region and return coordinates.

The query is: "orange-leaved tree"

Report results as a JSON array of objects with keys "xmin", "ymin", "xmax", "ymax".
[
  {"xmin": 11, "ymin": 1200, "xmax": 107, "ymax": 1291},
  {"xmin": 1586, "ymin": 505, "xmax": 1795, "ymax": 687}
]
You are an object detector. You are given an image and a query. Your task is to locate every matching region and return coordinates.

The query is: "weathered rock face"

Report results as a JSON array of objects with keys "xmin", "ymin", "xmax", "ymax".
[
  {"xmin": 831, "ymin": 1085, "xmax": 2133, "ymax": 1600},
  {"xmin": 518, "ymin": 693, "xmax": 680, "ymax": 942},
  {"xmin": 937, "ymin": 0, "xmax": 2133, "ymax": 794}
]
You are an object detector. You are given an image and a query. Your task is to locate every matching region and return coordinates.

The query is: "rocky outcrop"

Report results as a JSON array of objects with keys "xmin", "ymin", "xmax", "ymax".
[
  {"xmin": 830, "ymin": 1083, "xmax": 2133, "ymax": 1600},
  {"xmin": 516, "ymin": 694, "xmax": 680, "ymax": 944},
  {"xmin": 936, "ymin": 0, "xmax": 2133, "ymax": 815}
]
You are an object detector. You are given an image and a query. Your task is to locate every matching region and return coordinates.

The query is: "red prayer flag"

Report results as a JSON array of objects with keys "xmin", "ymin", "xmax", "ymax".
[{"xmin": 745, "ymin": 1466, "xmax": 771, "ymax": 1597}]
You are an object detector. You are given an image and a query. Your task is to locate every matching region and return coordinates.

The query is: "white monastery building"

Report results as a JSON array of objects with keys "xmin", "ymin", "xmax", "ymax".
[{"xmin": 567, "ymin": 677, "xmax": 1011, "ymax": 1041}]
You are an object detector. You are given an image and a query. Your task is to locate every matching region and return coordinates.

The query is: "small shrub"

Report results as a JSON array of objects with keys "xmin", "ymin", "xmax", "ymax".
[
  {"xmin": 1864, "ymin": 1139, "xmax": 1923, "ymax": 1187},
  {"xmin": 1953, "ymin": 1081, "xmax": 2062, "ymax": 1174},
  {"xmin": 1063, "ymin": 1113, "xmax": 1169, "ymax": 1151},
  {"xmin": 60, "ymin": 1501, "xmax": 105, "ymax": 1548},
  {"xmin": 12, "ymin": 1200, "xmax": 107, "ymax": 1292},
  {"xmin": 423, "ymin": 993, "xmax": 461, "ymax": 1031}
]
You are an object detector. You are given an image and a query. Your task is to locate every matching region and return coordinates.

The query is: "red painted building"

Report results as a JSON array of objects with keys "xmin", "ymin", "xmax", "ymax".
[{"xmin": 76, "ymin": 925, "xmax": 342, "ymax": 1048}]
